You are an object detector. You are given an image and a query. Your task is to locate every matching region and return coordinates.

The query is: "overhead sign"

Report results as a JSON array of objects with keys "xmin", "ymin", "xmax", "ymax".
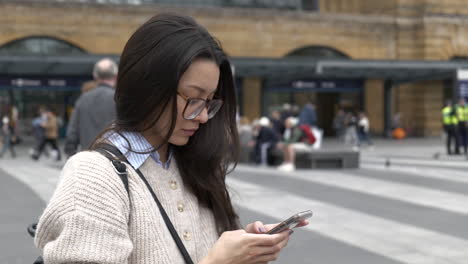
[
  {"xmin": 458, "ymin": 81, "xmax": 468, "ymax": 98},
  {"xmin": 0, "ymin": 76, "xmax": 89, "ymax": 91},
  {"xmin": 268, "ymin": 79, "xmax": 363, "ymax": 92},
  {"xmin": 457, "ymin": 69, "xmax": 468, "ymax": 99}
]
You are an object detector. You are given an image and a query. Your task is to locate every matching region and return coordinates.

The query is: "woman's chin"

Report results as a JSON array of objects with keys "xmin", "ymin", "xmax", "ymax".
[{"xmin": 169, "ymin": 136, "xmax": 190, "ymax": 146}]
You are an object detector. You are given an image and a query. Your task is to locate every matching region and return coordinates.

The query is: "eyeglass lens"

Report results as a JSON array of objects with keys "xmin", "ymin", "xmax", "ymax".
[{"xmin": 184, "ymin": 99, "xmax": 222, "ymax": 120}]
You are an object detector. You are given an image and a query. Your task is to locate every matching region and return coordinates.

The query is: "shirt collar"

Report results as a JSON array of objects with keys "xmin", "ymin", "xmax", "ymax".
[
  {"xmin": 106, "ymin": 131, "xmax": 172, "ymax": 170},
  {"xmin": 97, "ymin": 82, "xmax": 114, "ymax": 90}
]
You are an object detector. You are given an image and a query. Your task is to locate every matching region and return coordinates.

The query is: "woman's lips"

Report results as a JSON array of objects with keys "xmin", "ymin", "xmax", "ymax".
[{"xmin": 182, "ymin": 129, "xmax": 197, "ymax": 136}]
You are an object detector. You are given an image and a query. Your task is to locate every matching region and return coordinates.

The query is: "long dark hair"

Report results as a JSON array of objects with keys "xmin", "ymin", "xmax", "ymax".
[{"xmin": 92, "ymin": 13, "xmax": 240, "ymax": 234}]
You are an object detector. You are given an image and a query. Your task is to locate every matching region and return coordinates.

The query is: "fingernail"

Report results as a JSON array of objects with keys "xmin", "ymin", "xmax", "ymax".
[
  {"xmin": 259, "ymin": 227, "xmax": 266, "ymax": 233},
  {"xmin": 289, "ymin": 230, "xmax": 294, "ymax": 235}
]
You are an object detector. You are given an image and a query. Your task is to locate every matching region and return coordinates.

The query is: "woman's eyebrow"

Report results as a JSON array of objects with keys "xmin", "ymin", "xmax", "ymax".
[{"xmin": 187, "ymin": 84, "xmax": 216, "ymax": 95}]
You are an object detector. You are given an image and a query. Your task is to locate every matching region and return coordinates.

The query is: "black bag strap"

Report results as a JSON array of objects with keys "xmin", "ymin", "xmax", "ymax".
[
  {"xmin": 132, "ymin": 168, "xmax": 194, "ymax": 264},
  {"xmin": 95, "ymin": 143, "xmax": 194, "ymax": 264},
  {"xmin": 94, "ymin": 143, "xmax": 129, "ymax": 195}
]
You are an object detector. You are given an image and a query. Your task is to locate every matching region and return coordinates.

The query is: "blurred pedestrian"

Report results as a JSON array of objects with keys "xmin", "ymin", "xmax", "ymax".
[
  {"xmin": 333, "ymin": 109, "xmax": 346, "ymax": 141},
  {"xmin": 392, "ymin": 112, "xmax": 402, "ymax": 130},
  {"xmin": 238, "ymin": 116, "xmax": 253, "ymax": 146},
  {"xmin": 31, "ymin": 106, "xmax": 61, "ymax": 161},
  {"xmin": 357, "ymin": 112, "xmax": 373, "ymax": 148},
  {"xmin": 344, "ymin": 112, "xmax": 359, "ymax": 150},
  {"xmin": 10, "ymin": 105, "xmax": 19, "ymax": 141},
  {"xmin": 277, "ymin": 117, "xmax": 310, "ymax": 172},
  {"xmin": 299, "ymin": 102, "xmax": 323, "ymax": 149},
  {"xmin": 0, "ymin": 115, "xmax": 16, "ymax": 158},
  {"xmin": 31, "ymin": 107, "xmax": 49, "ymax": 158},
  {"xmin": 456, "ymin": 98, "xmax": 468, "ymax": 154},
  {"xmin": 298, "ymin": 102, "xmax": 317, "ymax": 127},
  {"xmin": 254, "ymin": 117, "xmax": 279, "ymax": 166},
  {"xmin": 237, "ymin": 116, "xmax": 254, "ymax": 163},
  {"xmin": 270, "ymin": 109, "xmax": 284, "ymax": 137},
  {"xmin": 442, "ymin": 100, "xmax": 460, "ymax": 155},
  {"xmin": 35, "ymin": 13, "xmax": 303, "ymax": 264},
  {"xmin": 64, "ymin": 58, "xmax": 118, "ymax": 157},
  {"xmin": 280, "ymin": 103, "xmax": 294, "ymax": 128}
]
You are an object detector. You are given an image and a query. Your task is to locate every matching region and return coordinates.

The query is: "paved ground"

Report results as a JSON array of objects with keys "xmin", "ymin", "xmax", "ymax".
[{"xmin": 1, "ymin": 137, "xmax": 468, "ymax": 263}]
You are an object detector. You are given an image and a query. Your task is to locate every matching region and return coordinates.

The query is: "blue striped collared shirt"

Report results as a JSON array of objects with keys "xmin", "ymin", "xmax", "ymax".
[{"xmin": 106, "ymin": 131, "xmax": 172, "ymax": 170}]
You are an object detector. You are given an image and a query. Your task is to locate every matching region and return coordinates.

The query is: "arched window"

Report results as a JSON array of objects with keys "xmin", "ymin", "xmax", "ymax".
[
  {"xmin": 286, "ymin": 46, "xmax": 349, "ymax": 59},
  {"xmin": 0, "ymin": 36, "xmax": 86, "ymax": 55}
]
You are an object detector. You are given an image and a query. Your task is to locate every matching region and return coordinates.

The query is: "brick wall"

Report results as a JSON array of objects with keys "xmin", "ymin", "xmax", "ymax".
[
  {"xmin": 395, "ymin": 81, "xmax": 444, "ymax": 136},
  {"xmin": 0, "ymin": 2, "xmax": 396, "ymax": 58},
  {"xmin": 1, "ymin": 0, "xmax": 468, "ymax": 136}
]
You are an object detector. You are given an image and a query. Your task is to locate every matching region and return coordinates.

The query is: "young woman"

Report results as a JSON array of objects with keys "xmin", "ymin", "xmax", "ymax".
[{"xmin": 35, "ymin": 13, "xmax": 307, "ymax": 264}]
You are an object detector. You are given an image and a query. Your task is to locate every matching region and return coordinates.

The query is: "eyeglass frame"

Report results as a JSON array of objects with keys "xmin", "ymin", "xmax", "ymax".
[{"xmin": 176, "ymin": 91, "xmax": 223, "ymax": 120}]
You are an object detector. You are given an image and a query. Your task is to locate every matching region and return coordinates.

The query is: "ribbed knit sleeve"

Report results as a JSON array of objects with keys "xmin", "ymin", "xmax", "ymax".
[{"xmin": 35, "ymin": 151, "xmax": 133, "ymax": 264}]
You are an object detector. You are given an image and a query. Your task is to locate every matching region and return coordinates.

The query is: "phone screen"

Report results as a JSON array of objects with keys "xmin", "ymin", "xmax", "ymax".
[{"xmin": 267, "ymin": 210, "xmax": 313, "ymax": 234}]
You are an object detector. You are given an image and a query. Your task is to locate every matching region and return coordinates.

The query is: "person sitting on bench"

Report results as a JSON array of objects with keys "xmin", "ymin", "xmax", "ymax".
[{"xmin": 277, "ymin": 117, "xmax": 313, "ymax": 172}]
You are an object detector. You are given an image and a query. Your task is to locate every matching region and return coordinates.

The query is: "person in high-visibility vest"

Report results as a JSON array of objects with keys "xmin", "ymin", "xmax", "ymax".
[
  {"xmin": 442, "ymin": 100, "xmax": 460, "ymax": 155},
  {"xmin": 456, "ymin": 98, "xmax": 468, "ymax": 154}
]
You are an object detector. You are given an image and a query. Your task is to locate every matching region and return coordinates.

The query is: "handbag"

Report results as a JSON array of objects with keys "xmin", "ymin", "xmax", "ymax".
[
  {"xmin": 28, "ymin": 144, "xmax": 194, "ymax": 264},
  {"xmin": 299, "ymin": 124, "xmax": 316, "ymax": 145}
]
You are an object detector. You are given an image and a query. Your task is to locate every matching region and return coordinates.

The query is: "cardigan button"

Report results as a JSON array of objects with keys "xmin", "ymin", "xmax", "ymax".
[
  {"xmin": 183, "ymin": 231, "xmax": 191, "ymax": 241},
  {"xmin": 177, "ymin": 203, "xmax": 185, "ymax": 212},
  {"xmin": 169, "ymin": 180, "xmax": 177, "ymax": 190}
]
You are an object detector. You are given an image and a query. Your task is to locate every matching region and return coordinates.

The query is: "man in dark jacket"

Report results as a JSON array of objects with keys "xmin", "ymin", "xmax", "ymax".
[
  {"xmin": 254, "ymin": 117, "xmax": 279, "ymax": 166},
  {"xmin": 64, "ymin": 58, "xmax": 118, "ymax": 156},
  {"xmin": 298, "ymin": 103, "xmax": 317, "ymax": 127}
]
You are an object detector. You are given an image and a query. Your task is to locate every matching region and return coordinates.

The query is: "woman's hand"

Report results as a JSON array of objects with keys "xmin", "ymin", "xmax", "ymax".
[
  {"xmin": 200, "ymin": 229, "xmax": 292, "ymax": 264},
  {"xmin": 245, "ymin": 221, "xmax": 268, "ymax": 234}
]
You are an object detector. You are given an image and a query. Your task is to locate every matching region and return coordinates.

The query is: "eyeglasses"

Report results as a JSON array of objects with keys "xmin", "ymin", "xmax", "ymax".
[{"xmin": 177, "ymin": 92, "xmax": 223, "ymax": 120}]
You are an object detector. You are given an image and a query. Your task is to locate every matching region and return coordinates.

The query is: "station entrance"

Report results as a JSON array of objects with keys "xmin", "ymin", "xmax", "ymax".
[
  {"xmin": 265, "ymin": 79, "xmax": 363, "ymax": 136},
  {"xmin": 0, "ymin": 77, "xmax": 87, "ymax": 136},
  {"xmin": 0, "ymin": 36, "xmax": 93, "ymax": 136}
]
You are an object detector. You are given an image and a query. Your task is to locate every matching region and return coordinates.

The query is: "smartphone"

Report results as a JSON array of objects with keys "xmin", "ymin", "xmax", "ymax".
[{"xmin": 266, "ymin": 210, "xmax": 313, "ymax": 234}]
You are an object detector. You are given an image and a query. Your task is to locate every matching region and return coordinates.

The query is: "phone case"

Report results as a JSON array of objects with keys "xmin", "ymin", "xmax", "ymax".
[{"xmin": 266, "ymin": 210, "xmax": 313, "ymax": 234}]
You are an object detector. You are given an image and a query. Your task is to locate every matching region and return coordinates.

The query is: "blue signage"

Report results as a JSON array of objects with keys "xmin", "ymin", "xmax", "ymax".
[
  {"xmin": 0, "ymin": 76, "xmax": 90, "ymax": 91},
  {"xmin": 268, "ymin": 79, "xmax": 363, "ymax": 93},
  {"xmin": 458, "ymin": 80, "xmax": 468, "ymax": 99}
]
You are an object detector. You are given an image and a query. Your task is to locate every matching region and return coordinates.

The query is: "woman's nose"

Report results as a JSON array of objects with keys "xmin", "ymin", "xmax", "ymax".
[{"xmin": 194, "ymin": 107, "xmax": 209, "ymax": 124}]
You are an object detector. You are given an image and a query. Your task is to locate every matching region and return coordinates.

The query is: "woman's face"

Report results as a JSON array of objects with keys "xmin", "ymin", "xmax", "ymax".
[{"xmin": 144, "ymin": 58, "xmax": 220, "ymax": 147}]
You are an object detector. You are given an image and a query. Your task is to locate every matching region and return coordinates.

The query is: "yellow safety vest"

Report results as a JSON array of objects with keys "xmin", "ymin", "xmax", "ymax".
[
  {"xmin": 458, "ymin": 105, "xmax": 468, "ymax": 122},
  {"xmin": 465, "ymin": 107, "xmax": 468, "ymax": 122},
  {"xmin": 442, "ymin": 106, "xmax": 458, "ymax": 125},
  {"xmin": 457, "ymin": 106, "xmax": 464, "ymax": 122}
]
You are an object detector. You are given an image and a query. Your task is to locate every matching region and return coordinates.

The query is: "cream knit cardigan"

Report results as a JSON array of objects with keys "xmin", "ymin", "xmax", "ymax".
[{"xmin": 35, "ymin": 151, "xmax": 219, "ymax": 264}]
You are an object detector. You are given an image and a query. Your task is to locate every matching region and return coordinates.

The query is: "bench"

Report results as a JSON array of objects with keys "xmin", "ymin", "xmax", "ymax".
[
  {"xmin": 294, "ymin": 149, "xmax": 360, "ymax": 169},
  {"xmin": 239, "ymin": 145, "xmax": 360, "ymax": 169}
]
